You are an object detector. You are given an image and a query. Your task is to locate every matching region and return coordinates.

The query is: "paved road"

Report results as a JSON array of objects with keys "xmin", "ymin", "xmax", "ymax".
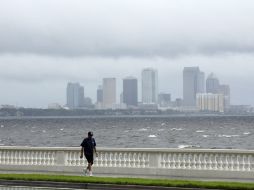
[{"xmin": 0, "ymin": 180, "xmax": 221, "ymax": 190}]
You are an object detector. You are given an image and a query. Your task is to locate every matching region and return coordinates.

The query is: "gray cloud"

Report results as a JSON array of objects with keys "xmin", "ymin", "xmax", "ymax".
[
  {"xmin": 1, "ymin": 0, "xmax": 254, "ymax": 57},
  {"xmin": 1, "ymin": 0, "xmax": 254, "ymax": 107}
]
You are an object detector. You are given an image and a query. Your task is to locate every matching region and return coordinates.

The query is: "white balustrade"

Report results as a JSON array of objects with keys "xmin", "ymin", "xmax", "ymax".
[{"xmin": 0, "ymin": 146, "xmax": 253, "ymax": 180}]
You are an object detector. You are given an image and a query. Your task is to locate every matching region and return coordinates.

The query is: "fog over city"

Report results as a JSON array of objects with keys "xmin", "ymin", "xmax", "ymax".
[{"xmin": 1, "ymin": 0, "xmax": 254, "ymax": 107}]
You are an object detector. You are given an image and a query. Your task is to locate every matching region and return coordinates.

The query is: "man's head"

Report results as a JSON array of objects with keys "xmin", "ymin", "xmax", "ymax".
[{"xmin": 88, "ymin": 131, "xmax": 93, "ymax": 137}]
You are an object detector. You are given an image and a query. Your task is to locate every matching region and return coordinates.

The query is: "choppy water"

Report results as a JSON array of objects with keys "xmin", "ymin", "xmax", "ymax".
[{"xmin": 0, "ymin": 116, "xmax": 253, "ymax": 149}]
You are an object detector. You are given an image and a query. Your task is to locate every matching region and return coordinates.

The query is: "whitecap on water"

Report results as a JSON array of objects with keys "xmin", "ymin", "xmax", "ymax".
[
  {"xmin": 196, "ymin": 130, "xmax": 205, "ymax": 133},
  {"xmin": 42, "ymin": 130, "xmax": 46, "ymax": 133},
  {"xmin": 161, "ymin": 123, "xmax": 166, "ymax": 126},
  {"xmin": 171, "ymin": 128, "xmax": 183, "ymax": 131},
  {"xmin": 218, "ymin": 134, "xmax": 239, "ymax": 138},
  {"xmin": 60, "ymin": 128, "xmax": 64, "ymax": 131},
  {"xmin": 138, "ymin": 128, "xmax": 148, "ymax": 131},
  {"xmin": 178, "ymin": 144, "xmax": 200, "ymax": 149},
  {"xmin": 148, "ymin": 135, "xmax": 156, "ymax": 138},
  {"xmin": 0, "ymin": 125, "xmax": 4, "ymax": 128},
  {"xmin": 243, "ymin": 132, "xmax": 250, "ymax": 135},
  {"xmin": 203, "ymin": 135, "xmax": 209, "ymax": 138}
]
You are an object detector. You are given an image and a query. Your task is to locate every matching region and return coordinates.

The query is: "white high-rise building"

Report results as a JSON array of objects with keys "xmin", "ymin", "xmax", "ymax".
[
  {"xmin": 196, "ymin": 93, "xmax": 224, "ymax": 112},
  {"xmin": 103, "ymin": 78, "xmax": 116, "ymax": 109},
  {"xmin": 142, "ymin": 68, "xmax": 158, "ymax": 104},
  {"xmin": 66, "ymin": 82, "xmax": 84, "ymax": 109}
]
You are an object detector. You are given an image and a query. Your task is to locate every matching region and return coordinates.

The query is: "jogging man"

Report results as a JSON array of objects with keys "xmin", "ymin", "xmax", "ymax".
[{"xmin": 80, "ymin": 131, "xmax": 98, "ymax": 176}]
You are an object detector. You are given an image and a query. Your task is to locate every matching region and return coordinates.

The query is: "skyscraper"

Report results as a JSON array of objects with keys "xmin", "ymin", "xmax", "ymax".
[
  {"xmin": 96, "ymin": 85, "xmax": 103, "ymax": 104},
  {"xmin": 142, "ymin": 68, "xmax": 158, "ymax": 104},
  {"xmin": 218, "ymin": 84, "xmax": 230, "ymax": 108},
  {"xmin": 206, "ymin": 73, "xmax": 220, "ymax": 93},
  {"xmin": 66, "ymin": 82, "xmax": 84, "ymax": 109},
  {"xmin": 123, "ymin": 77, "xmax": 138, "ymax": 107},
  {"xmin": 103, "ymin": 78, "xmax": 116, "ymax": 109},
  {"xmin": 183, "ymin": 67, "xmax": 205, "ymax": 107},
  {"xmin": 206, "ymin": 73, "xmax": 231, "ymax": 108},
  {"xmin": 158, "ymin": 93, "xmax": 171, "ymax": 107}
]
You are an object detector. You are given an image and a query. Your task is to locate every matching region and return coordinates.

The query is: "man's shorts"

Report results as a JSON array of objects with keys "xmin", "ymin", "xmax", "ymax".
[{"xmin": 85, "ymin": 154, "xmax": 94, "ymax": 164}]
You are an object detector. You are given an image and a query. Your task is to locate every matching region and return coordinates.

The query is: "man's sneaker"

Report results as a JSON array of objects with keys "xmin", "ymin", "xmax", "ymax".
[
  {"xmin": 89, "ymin": 171, "xmax": 93, "ymax": 177},
  {"xmin": 83, "ymin": 168, "xmax": 89, "ymax": 176}
]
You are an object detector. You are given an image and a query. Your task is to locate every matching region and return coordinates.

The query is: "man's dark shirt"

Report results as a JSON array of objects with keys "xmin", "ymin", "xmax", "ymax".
[{"xmin": 80, "ymin": 137, "xmax": 96, "ymax": 155}]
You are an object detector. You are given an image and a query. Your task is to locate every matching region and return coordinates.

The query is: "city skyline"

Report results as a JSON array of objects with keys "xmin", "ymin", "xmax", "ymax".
[
  {"xmin": 1, "ymin": 1, "xmax": 254, "ymax": 107},
  {"xmin": 0, "ymin": 66, "xmax": 248, "ymax": 108}
]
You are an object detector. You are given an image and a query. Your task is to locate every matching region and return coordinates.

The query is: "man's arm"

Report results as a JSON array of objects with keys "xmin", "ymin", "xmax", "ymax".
[
  {"xmin": 80, "ymin": 147, "xmax": 84, "ymax": 158},
  {"xmin": 93, "ymin": 139, "xmax": 98, "ymax": 157}
]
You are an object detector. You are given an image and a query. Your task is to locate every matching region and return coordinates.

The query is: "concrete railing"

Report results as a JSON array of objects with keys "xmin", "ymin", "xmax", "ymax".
[{"xmin": 0, "ymin": 146, "xmax": 253, "ymax": 180}]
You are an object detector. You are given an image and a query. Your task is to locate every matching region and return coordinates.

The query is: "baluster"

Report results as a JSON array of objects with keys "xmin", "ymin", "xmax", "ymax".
[
  {"xmin": 3, "ymin": 150, "xmax": 6, "ymax": 164},
  {"xmin": 17, "ymin": 151, "xmax": 21, "ymax": 165},
  {"xmin": 19, "ymin": 151, "xmax": 23, "ymax": 165},
  {"xmin": 25, "ymin": 151, "xmax": 29, "ymax": 165},
  {"xmin": 37, "ymin": 151, "xmax": 41, "ymax": 165},
  {"xmin": 251, "ymin": 155, "xmax": 254, "ymax": 171},
  {"xmin": 105, "ymin": 152, "xmax": 110, "ymax": 167},
  {"xmin": 188, "ymin": 154, "xmax": 192, "ymax": 169},
  {"xmin": 230, "ymin": 154, "xmax": 237, "ymax": 171},
  {"xmin": 146, "ymin": 153, "xmax": 150, "ymax": 167},
  {"xmin": 140, "ymin": 153, "xmax": 145, "ymax": 168},
  {"xmin": 132, "ymin": 153, "xmax": 136, "ymax": 167},
  {"xmin": 126, "ymin": 153, "xmax": 130, "ymax": 167},
  {"xmin": 193, "ymin": 154, "xmax": 197, "ymax": 169},
  {"xmin": 99, "ymin": 152, "xmax": 103, "ymax": 167},
  {"xmin": 160, "ymin": 153, "xmax": 164, "ymax": 168},
  {"xmin": 178, "ymin": 154, "xmax": 182, "ymax": 169},
  {"xmin": 43, "ymin": 151, "xmax": 47, "ymax": 165},
  {"xmin": 13, "ymin": 151, "xmax": 17, "ymax": 164},
  {"xmin": 7, "ymin": 151, "xmax": 11, "ymax": 164},
  {"xmin": 32, "ymin": 151, "xmax": 35, "ymax": 165},
  {"xmin": 50, "ymin": 151, "xmax": 55, "ymax": 165},
  {"xmin": 2, "ymin": 151, "xmax": 6, "ymax": 164},
  {"xmin": 108, "ymin": 152, "xmax": 112, "ymax": 167},
  {"xmin": 181, "ymin": 153, "xmax": 186, "ymax": 169},
  {"xmin": 171, "ymin": 153, "xmax": 176, "ymax": 169},
  {"xmin": 44, "ymin": 151, "xmax": 48, "ymax": 165},
  {"xmin": 75, "ymin": 152, "xmax": 79, "ymax": 166},
  {"xmin": 136, "ymin": 153, "xmax": 141, "ymax": 168},
  {"xmin": 165, "ymin": 153, "xmax": 170, "ymax": 168},
  {"xmin": 236, "ymin": 155, "xmax": 240, "ymax": 171},
  {"xmin": 246, "ymin": 155, "xmax": 251, "ymax": 171},
  {"xmin": 242, "ymin": 155, "xmax": 246, "ymax": 171},
  {"xmin": 115, "ymin": 152, "xmax": 119, "ymax": 167}
]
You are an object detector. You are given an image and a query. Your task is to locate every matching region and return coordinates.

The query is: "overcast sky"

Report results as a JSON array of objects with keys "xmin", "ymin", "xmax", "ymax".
[{"xmin": 1, "ymin": 0, "xmax": 254, "ymax": 108}]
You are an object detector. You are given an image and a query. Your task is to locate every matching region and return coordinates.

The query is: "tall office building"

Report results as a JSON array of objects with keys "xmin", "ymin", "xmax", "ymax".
[
  {"xmin": 218, "ymin": 84, "xmax": 230, "ymax": 108},
  {"xmin": 142, "ymin": 68, "xmax": 158, "ymax": 104},
  {"xmin": 206, "ymin": 73, "xmax": 230, "ymax": 108},
  {"xmin": 103, "ymin": 78, "xmax": 116, "ymax": 109},
  {"xmin": 96, "ymin": 85, "xmax": 103, "ymax": 104},
  {"xmin": 206, "ymin": 73, "xmax": 220, "ymax": 93},
  {"xmin": 158, "ymin": 93, "xmax": 171, "ymax": 107},
  {"xmin": 183, "ymin": 67, "xmax": 205, "ymax": 107},
  {"xmin": 197, "ymin": 72, "xmax": 205, "ymax": 93},
  {"xmin": 66, "ymin": 82, "xmax": 84, "ymax": 109},
  {"xmin": 123, "ymin": 77, "xmax": 138, "ymax": 107}
]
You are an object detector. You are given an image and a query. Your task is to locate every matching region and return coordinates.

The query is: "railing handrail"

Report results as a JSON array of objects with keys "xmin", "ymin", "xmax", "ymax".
[{"xmin": 0, "ymin": 146, "xmax": 254, "ymax": 154}]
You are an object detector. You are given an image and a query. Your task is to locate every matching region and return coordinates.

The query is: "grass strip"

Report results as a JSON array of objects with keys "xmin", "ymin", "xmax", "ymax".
[{"xmin": 0, "ymin": 174, "xmax": 253, "ymax": 190}]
